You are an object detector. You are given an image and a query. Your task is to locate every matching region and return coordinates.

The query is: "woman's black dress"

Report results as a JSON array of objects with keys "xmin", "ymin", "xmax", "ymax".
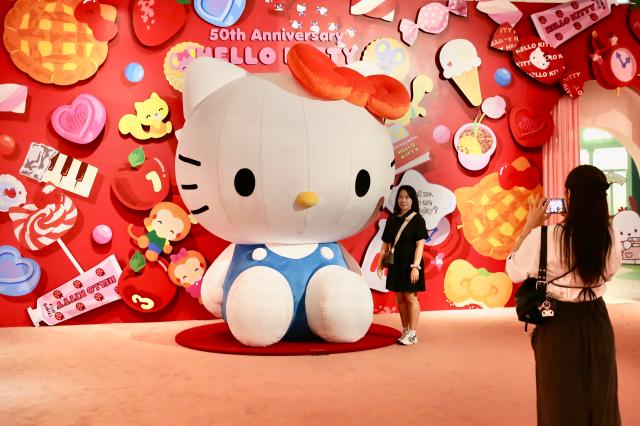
[{"xmin": 381, "ymin": 211, "xmax": 428, "ymax": 292}]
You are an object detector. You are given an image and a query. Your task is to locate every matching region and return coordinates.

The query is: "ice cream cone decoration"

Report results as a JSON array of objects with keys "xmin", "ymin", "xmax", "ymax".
[{"xmin": 439, "ymin": 39, "xmax": 482, "ymax": 106}]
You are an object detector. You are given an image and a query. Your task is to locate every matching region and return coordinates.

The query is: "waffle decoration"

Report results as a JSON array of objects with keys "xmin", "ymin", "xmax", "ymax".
[
  {"xmin": 3, "ymin": 0, "xmax": 117, "ymax": 85},
  {"xmin": 455, "ymin": 157, "xmax": 542, "ymax": 260}
]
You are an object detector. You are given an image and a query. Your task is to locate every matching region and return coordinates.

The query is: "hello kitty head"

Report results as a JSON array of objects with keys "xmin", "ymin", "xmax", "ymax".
[
  {"xmin": 529, "ymin": 47, "xmax": 550, "ymax": 70},
  {"xmin": 175, "ymin": 57, "xmax": 398, "ymax": 244}
]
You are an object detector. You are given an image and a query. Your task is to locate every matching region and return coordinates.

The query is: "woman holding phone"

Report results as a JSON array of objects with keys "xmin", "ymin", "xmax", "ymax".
[{"xmin": 506, "ymin": 165, "xmax": 622, "ymax": 425}]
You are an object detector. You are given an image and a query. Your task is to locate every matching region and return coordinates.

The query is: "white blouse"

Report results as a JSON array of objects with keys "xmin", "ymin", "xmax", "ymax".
[{"xmin": 506, "ymin": 224, "xmax": 622, "ymax": 302}]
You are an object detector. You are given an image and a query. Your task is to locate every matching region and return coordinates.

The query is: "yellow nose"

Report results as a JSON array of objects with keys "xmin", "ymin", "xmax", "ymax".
[{"xmin": 295, "ymin": 191, "xmax": 319, "ymax": 209}]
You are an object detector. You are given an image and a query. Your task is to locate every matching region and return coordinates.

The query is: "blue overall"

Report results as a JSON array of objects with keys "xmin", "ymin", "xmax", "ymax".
[{"xmin": 221, "ymin": 242, "xmax": 347, "ymax": 340}]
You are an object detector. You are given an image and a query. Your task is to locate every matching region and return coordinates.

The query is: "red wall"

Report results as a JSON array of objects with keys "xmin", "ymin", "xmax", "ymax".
[{"xmin": 1, "ymin": 1, "xmax": 638, "ymax": 326}]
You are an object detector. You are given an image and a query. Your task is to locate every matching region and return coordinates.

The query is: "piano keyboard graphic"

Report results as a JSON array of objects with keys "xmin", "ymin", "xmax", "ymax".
[
  {"xmin": 41, "ymin": 151, "xmax": 98, "ymax": 198},
  {"xmin": 20, "ymin": 143, "xmax": 98, "ymax": 198}
]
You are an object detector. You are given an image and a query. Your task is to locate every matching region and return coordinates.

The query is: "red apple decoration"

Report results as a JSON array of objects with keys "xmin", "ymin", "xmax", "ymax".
[
  {"xmin": 111, "ymin": 147, "xmax": 170, "ymax": 211},
  {"xmin": 118, "ymin": 252, "xmax": 176, "ymax": 313}
]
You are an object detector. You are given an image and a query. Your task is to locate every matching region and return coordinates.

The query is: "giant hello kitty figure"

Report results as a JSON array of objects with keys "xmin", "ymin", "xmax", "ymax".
[{"xmin": 175, "ymin": 44, "xmax": 410, "ymax": 346}]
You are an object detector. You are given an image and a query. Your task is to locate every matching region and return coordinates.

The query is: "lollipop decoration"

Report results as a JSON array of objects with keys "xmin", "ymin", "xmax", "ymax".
[{"xmin": 8, "ymin": 184, "xmax": 83, "ymax": 273}]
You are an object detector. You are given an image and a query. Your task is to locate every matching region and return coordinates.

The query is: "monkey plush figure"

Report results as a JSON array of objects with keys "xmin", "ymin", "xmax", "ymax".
[{"xmin": 128, "ymin": 202, "xmax": 192, "ymax": 261}]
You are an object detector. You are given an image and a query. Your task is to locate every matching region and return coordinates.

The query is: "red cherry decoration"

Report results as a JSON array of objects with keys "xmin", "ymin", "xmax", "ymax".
[{"xmin": 0, "ymin": 135, "xmax": 16, "ymax": 157}]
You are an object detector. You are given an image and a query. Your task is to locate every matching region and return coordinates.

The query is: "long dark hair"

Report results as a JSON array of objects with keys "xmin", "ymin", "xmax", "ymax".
[
  {"xmin": 556, "ymin": 165, "xmax": 612, "ymax": 286},
  {"xmin": 393, "ymin": 185, "xmax": 420, "ymax": 215}
]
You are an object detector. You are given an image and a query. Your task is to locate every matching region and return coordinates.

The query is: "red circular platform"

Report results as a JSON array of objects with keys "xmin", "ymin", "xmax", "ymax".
[{"xmin": 175, "ymin": 322, "xmax": 401, "ymax": 356}]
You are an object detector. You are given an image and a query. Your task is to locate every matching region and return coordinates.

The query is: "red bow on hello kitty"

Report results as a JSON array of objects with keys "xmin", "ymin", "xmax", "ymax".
[{"xmin": 287, "ymin": 43, "xmax": 410, "ymax": 120}]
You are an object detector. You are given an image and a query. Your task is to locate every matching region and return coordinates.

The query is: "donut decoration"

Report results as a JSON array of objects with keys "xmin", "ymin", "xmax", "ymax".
[
  {"xmin": 590, "ymin": 32, "xmax": 640, "ymax": 91},
  {"xmin": 287, "ymin": 43, "xmax": 410, "ymax": 120}
]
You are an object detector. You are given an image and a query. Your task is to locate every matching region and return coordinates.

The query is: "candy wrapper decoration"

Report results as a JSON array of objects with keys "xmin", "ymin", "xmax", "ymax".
[
  {"xmin": 531, "ymin": 0, "xmax": 611, "ymax": 49},
  {"xmin": 132, "ymin": 0, "xmax": 187, "ymax": 46},
  {"xmin": 399, "ymin": 0, "xmax": 467, "ymax": 46},
  {"xmin": 51, "ymin": 94, "xmax": 106, "ymax": 145},
  {"xmin": 513, "ymin": 36, "xmax": 566, "ymax": 85},
  {"xmin": 490, "ymin": 23, "xmax": 519, "ymax": 52},
  {"xmin": 0, "ymin": 174, "xmax": 27, "ymax": 212},
  {"xmin": 351, "ymin": 0, "xmax": 396, "ymax": 22},
  {"xmin": 19, "ymin": 143, "xmax": 98, "ymax": 198},
  {"xmin": 509, "ymin": 105, "xmax": 554, "ymax": 148},
  {"xmin": 8, "ymin": 184, "xmax": 77, "ymax": 252},
  {"xmin": 0, "ymin": 84, "xmax": 28, "ymax": 114},
  {"xmin": 439, "ymin": 39, "xmax": 482, "ymax": 106},
  {"xmin": 590, "ymin": 32, "xmax": 639, "ymax": 90},
  {"xmin": 0, "ymin": 245, "xmax": 41, "ymax": 297},
  {"xmin": 476, "ymin": 0, "xmax": 523, "ymax": 27},
  {"xmin": 26, "ymin": 255, "xmax": 122, "ymax": 326}
]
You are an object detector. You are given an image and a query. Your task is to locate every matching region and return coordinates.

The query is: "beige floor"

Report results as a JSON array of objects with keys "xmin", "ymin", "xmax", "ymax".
[{"xmin": 1, "ymin": 302, "xmax": 639, "ymax": 426}]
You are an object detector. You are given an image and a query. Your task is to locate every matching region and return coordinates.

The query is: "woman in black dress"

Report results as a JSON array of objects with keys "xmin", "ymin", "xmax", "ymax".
[
  {"xmin": 506, "ymin": 165, "xmax": 622, "ymax": 425},
  {"xmin": 376, "ymin": 185, "xmax": 427, "ymax": 345}
]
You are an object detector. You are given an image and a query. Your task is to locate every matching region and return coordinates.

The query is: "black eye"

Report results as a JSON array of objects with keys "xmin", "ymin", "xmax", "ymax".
[
  {"xmin": 355, "ymin": 169, "xmax": 370, "ymax": 197},
  {"xmin": 234, "ymin": 168, "xmax": 255, "ymax": 197}
]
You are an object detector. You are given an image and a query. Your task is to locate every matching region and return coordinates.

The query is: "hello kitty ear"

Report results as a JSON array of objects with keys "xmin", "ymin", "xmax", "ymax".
[{"xmin": 182, "ymin": 57, "xmax": 247, "ymax": 119}]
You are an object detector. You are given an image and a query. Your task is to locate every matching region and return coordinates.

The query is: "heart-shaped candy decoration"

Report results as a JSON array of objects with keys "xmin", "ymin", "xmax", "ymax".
[
  {"xmin": 0, "ymin": 245, "xmax": 41, "ymax": 296},
  {"xmin": 51, "ymin": 94, "xmax": 106, "ymax": 144},
  {"xmin": 194, "ymin": 0, "xmax": 246, "ymax": 28},
  {"xmin": 512, "ymin": 36, "xmax": 566, "ymax": 85},
  {"xmin": 508, "ymin": 105, "xmax": 554, "ymax": 148},
  {"xmin": 490, "ymin": 23, "xmax": 519, "ymax": 52}
]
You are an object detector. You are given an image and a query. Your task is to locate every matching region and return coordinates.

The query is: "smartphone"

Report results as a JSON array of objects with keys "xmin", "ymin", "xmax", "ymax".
[{"xmin": 545, "ymin": 198, "xmax": 567, "ymax": 214}]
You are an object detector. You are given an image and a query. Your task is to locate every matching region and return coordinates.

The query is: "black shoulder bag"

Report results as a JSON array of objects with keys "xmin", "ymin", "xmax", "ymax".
[{"xmin": 514, "ymin": 226, "xmax": 556, "ymax": 331}]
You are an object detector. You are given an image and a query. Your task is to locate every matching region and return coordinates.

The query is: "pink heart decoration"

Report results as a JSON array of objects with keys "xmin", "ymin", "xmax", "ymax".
[{"xmin": 51, "ymin": 94, "xmax": 106, "ymax": 144}]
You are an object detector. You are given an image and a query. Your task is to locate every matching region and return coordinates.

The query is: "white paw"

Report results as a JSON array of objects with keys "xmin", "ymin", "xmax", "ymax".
[
  {"xmin": 201, "ymin": 244, "xmax": 235, "ymax": 318},
  {"xmin": 306, "ymin": 265, "xmax": 374, "ymax": 343},
  {"xmin": 226, "ymin": 266, "xmax": 293, "ymax": 347}
]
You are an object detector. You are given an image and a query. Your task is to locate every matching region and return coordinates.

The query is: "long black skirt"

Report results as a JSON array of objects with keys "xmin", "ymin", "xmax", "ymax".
[{"xmin": 531, "ymin": 297, "xmax": 620, "ymax": 426}]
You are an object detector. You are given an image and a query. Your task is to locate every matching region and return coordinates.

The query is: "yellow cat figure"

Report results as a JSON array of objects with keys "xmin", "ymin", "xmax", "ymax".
[{"xmin": 118, "ymin": 92, "xmax": 173, "ymax": 140}]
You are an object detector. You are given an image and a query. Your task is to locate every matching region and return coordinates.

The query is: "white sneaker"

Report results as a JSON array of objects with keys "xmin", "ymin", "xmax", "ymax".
[
  {"xmin": 396, "ymin": 329, "xmax": 408, "ymax": 343},
  {"xmin": 398, "ymin": 331, "xmax": 417, "ymax": 345}
]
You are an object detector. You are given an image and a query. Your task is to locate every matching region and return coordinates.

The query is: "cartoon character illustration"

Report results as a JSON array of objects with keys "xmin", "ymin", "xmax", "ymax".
[
  {"xmin": 291, "ymin": 19, "xmax": 302, "ymax": 29},
  {"xmin": 118, "ymin": 92, "xmax": 173, "ymax": 140},
  {"xmin": 296, "ymin": 2, "xmax": 306, "ymax": 15},
  {"xmin": 127, "ymin": 202, "xmax": 192, "ymax": 261},
  {"xmin": 310, "ymin": 20, "xmax": 320, "ymax": 33},
  {"xmin": 529, "ymin": 47, "xmax": 550, "ymax": 70},
  {"xmin": 175, "ymin": 45, "xmax": 410, "ymax": 347},
  {"xmin": 168, "ymin": 248, "xmax": 206, "ymax": 302},
  {"xmin": 613, "ymin": 209, "xmax": 640, "ymax": 264}
]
